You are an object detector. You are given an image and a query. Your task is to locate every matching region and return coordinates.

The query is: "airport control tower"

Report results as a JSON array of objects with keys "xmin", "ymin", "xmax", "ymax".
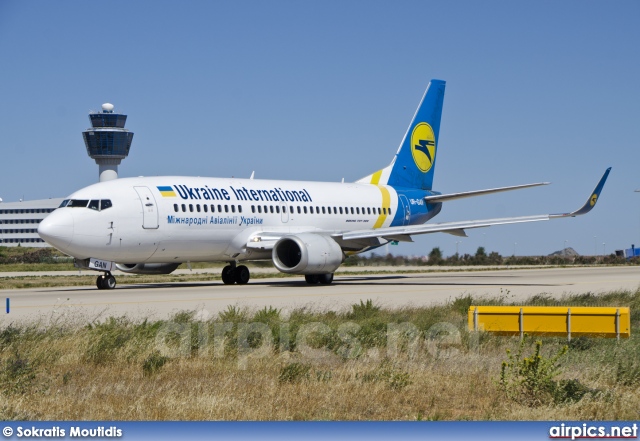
[{"xmin": 82, "ymin": 103, "xmax": 134, "ymax": 182}]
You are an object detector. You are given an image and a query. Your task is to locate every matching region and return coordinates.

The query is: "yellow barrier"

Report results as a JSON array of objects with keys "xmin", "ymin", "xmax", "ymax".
[{"xmin": 468, "ymin": 306, "xmax": 631, "ymax": 340}]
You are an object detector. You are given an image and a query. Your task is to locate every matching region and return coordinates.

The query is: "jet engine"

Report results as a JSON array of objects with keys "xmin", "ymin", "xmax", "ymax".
[
  {"xmin": 115, "ymin": 263, "xmax": 180, "ymax": 275},
  {"xmin": 272, "ymin": 233, "xmax": 344, "ymax": 274}
]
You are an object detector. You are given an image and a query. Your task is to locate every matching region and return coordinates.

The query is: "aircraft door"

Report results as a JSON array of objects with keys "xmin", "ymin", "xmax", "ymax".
[
  {"xmin": 134, "ymin": 186, "xmax": 159, "ymax": 229},
  {"xmin": 279, "ymin": 201, "xmax": 289, "ymax": 223},
  {"xmin": 399, "ymin": 195, "xmax": 411, "ymax": 226}
]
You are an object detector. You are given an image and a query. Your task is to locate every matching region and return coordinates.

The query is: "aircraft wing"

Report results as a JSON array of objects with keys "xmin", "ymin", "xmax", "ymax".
[
  {"xmin": 341, "ymin": 168, "xmax": 611, "ymax": 243},
  {"xmin": 246, "ymin": 168, "xmax": 610, "ymax": 251},
  {"xmin": 424, "ymin": 182, "xmax": 549, "ymax": 203}
]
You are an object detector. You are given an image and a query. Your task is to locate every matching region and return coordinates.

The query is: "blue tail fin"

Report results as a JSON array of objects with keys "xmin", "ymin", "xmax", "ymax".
[{"xmin": 357, "ymin": 79, "xmax": 446, "ymax": 190}]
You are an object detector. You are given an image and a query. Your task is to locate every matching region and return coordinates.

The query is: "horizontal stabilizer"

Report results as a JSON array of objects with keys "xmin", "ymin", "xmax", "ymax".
[{"xmin": 424, "ymin": 182, "xmax": 549, "ymax": 204}]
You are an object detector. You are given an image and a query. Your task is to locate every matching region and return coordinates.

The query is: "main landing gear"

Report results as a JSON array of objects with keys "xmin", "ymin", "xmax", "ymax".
[
  {"xmin": 304, "ymin": 273, "xmax": 334, "ymax": 285},
  {"xmin": 96, "ymin": 272, "xmax": 117, "ymax": 290},
  {"xmin": 221, "ymin": 262, "xmax": 250, "ymax": 285}
]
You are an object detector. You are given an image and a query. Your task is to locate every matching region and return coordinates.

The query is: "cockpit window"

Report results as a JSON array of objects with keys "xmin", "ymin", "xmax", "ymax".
[
  {"xmin": 100, "ymin": 200, "xmax": 113, "ymax": 210},
  {"xmin": 60, "ymin": 199, "xmax": 112, "ymax": 210},
  {"xmin": 67, "ymin": 199, "xmax": 89, "ymax": 208}
]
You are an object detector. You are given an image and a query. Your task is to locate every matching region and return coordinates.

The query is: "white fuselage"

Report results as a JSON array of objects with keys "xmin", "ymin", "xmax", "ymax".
[{"xmin": 38, "ymin": 176, "xmax": 429, "ymax": 264}]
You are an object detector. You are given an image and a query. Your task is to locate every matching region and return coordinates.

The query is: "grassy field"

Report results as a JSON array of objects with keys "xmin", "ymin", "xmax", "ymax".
[{"xmin": 0, "ymin": 290, "xmax": 637, "ymax": 420}]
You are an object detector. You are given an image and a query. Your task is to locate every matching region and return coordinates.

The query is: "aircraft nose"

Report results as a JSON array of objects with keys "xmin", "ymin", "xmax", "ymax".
[{"xmin": 38, "ymin": 210, "xmax": 74, "ymax": 250}]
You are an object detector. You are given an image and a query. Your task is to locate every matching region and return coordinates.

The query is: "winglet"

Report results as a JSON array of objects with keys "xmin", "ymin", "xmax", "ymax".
[{"xmin": 550, "ymin": 168, "xmax": 611, "ymax": 218}]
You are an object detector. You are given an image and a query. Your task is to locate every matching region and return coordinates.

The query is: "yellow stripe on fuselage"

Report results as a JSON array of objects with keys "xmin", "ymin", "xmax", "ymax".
[
  {"xmin": 373, "ymin": 186, "xmax": 390, "ymax": 229},
  {"xmin": 370, "ymin": 170, "xmax": 383, "ymax": 185}
]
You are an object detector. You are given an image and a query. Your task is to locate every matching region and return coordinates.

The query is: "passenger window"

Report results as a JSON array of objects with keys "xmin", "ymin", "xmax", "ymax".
[
  {"xmin": 356, "ymin": 207, "xmax": 360, "ymax": 215},
  {"xmin": 297, "ymin": 206, "xmax": 301, "ymax": 214},
  {"xmin": 303, "ymin": 206, "xmax": 307, "ymax": 214},
  {"xmin": 276, "ymin": 206, "xmax": 280, "ymax": 214},
  {"xmin": 377, "ymin": 207, "xmax": 381, "ymax": 215},
  {"xmin": 310, "ymin": 206, "xmax": 314, "ymax": 214},
  {"xmin": 322, "ymin": 207, "xmax": 326, "ymax": 214},
  {"xmin": 252, "ymin": 205, "xmax": 255, "ymax": 213},
  {"xmin": 270, "ymin": 206, "xmax": 274, "ymax": 214},
  {"xmin": 231, "ymin": 205, "xmax": 236, "ymax": 213},
  {"xmin": 204, "ymin": 205, "xmax": 208, "ymax": 213},
  {"xmin": 225, "ymin": 205, "xmax": 229, "ymax": 213},
  {"xmin": 189, "ymin": 204, "xmax": 194, "ymax": 212},
  {"xmin": 211, "ymin": 204, "xmax": 215, "ymax": 212},
  {"xmin": 196, "ymin": 204, "xmax": 201, "ymax": 213},
  {"xmin": 264, "ymin": 205, "xmax": 268, "ymax": 213},
  {"xmin": 218, "ymin": 205, "xmax": 222, "ymax": 212},
  {"xmin": 383, "ymin": 208, "xmax": 387, "ymax": 215},
  {"xmin": 389, "ymin": 208, "xmax": 392, "ymax": 215},
  {"xmin": 367, "ymin": 207, "xmax": 371, "ymax": 215},
  {"xmin": 88, "ymin": 200, "xmax": 100, "ymax": 211},
  {"xmin": 339, "ymin": 207, "xmax": 343, "ymax": 214},
  {"xmin": 258, "ymin": 206, "xmax": 262, "ymax": 213},
  {"xmin": 174, "ymin": 204, "xmax": 178, "ymax": 213},
  {"xmin": 238, "ymin": 205, "xmax": 242, "ymax": 213},
  {"xmin": 350, "ymin": 207, "xmax": 354, "ymax": 215}
]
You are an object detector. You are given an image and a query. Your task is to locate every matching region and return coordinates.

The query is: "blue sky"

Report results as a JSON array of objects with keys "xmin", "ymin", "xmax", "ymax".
[{"xmin": 1, "ymin": 1, "xmax": 639, "ymax": 257}]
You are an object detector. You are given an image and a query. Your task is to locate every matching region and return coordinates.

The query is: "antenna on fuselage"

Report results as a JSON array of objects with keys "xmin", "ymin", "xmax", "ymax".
[{"xmin": 250, "ymin": 171, "xmax": 255, "ymax": 180}]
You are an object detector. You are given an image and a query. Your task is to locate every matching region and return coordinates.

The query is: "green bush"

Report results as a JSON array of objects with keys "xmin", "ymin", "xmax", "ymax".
[
  {"xmin": 1, "ymin": 351, "xmax": 38, "ymax": 395},
  {"xmin": 361, "ymin": 361, "xmax": 411, "ymax": 391},
  {"xmin": 142, "ymin": 351, "xmax": 169, "ymax": 377},
  {"xmin": 348, "ymin": 299, "xmax": 381, "ymax": 320},
  {"xmin": 279, "ymin": 362, "xmax": 311, "ymax": 383},
  {"xmin": 218, "ymin": 305, "xmax": 247, "ymax": 323},
  {"xmin": 500, "ymin": 338, "xmax": 570, "ymax": 407},
  {"xmin": 615, "ymin": 360, "xmax": 640, "ymax": 386}
]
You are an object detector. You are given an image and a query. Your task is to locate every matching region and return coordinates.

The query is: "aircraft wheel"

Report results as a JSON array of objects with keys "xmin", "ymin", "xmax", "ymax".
[
  {"xmin": 221, "ymin": 265, "xmax": 236, "ymax": 285},
  {"xmin": 235, "ymin": 265, "xmax": 250, "ymax": 284},
  {"xmin": 96, "ymin": 276, "xmax": 105, "ymax": 290},
  {"xmin": 318, "ymin": 273, "xmax": 334, "ymax": 285},
  {"xmin": 304, "ymin": 274, "xmax": 319, "ymax": 284},
  {"xmin": 104, "ymin": 274, "xmax": 117, "ymax": 290}
]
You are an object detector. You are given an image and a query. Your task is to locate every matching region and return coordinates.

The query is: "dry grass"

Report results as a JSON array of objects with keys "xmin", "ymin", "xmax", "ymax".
[{"xmin": 0, "ymin": 291, "xmax": 638, "ymax": 421}]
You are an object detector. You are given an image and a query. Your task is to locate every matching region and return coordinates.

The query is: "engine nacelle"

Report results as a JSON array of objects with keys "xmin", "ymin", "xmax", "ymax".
[
  {"xmin": 272, "ymin": 233, "xmax": 344, "ymax": 275},
  {"xmin": 115, "ymin": 263, "xmax": 180, "ymax": 275}
]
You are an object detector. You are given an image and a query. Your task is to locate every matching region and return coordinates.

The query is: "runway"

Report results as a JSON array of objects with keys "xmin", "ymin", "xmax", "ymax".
[{"xmin": 1, "ymin": 266, "xmax": 639, "ymax": 323}]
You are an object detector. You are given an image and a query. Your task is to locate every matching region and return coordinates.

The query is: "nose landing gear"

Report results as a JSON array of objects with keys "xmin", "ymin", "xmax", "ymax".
[{"xmin": 96, "ymin": 272, "xmax": 117, "ymax": 290}]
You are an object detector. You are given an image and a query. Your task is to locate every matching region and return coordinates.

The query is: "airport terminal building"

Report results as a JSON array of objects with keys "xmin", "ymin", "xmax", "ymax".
[
  {"xmin": 0, "ymin": 198, "xmax": 64, "ymax": 246},
  {"xmin": 0, "ymin": 103, "xmax": 133, "ymax": 248}
]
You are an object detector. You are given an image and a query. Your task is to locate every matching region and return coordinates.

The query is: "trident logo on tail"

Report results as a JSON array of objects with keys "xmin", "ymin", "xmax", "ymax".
[{"xmin": 411, "ymin": 122, "xmax": 436, "ymax": 172}]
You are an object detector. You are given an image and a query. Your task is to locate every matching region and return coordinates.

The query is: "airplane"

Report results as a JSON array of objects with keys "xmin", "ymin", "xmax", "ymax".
[{"xmin": 38, "ymin": 79, "xmax": 611, "ymax": 290}]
